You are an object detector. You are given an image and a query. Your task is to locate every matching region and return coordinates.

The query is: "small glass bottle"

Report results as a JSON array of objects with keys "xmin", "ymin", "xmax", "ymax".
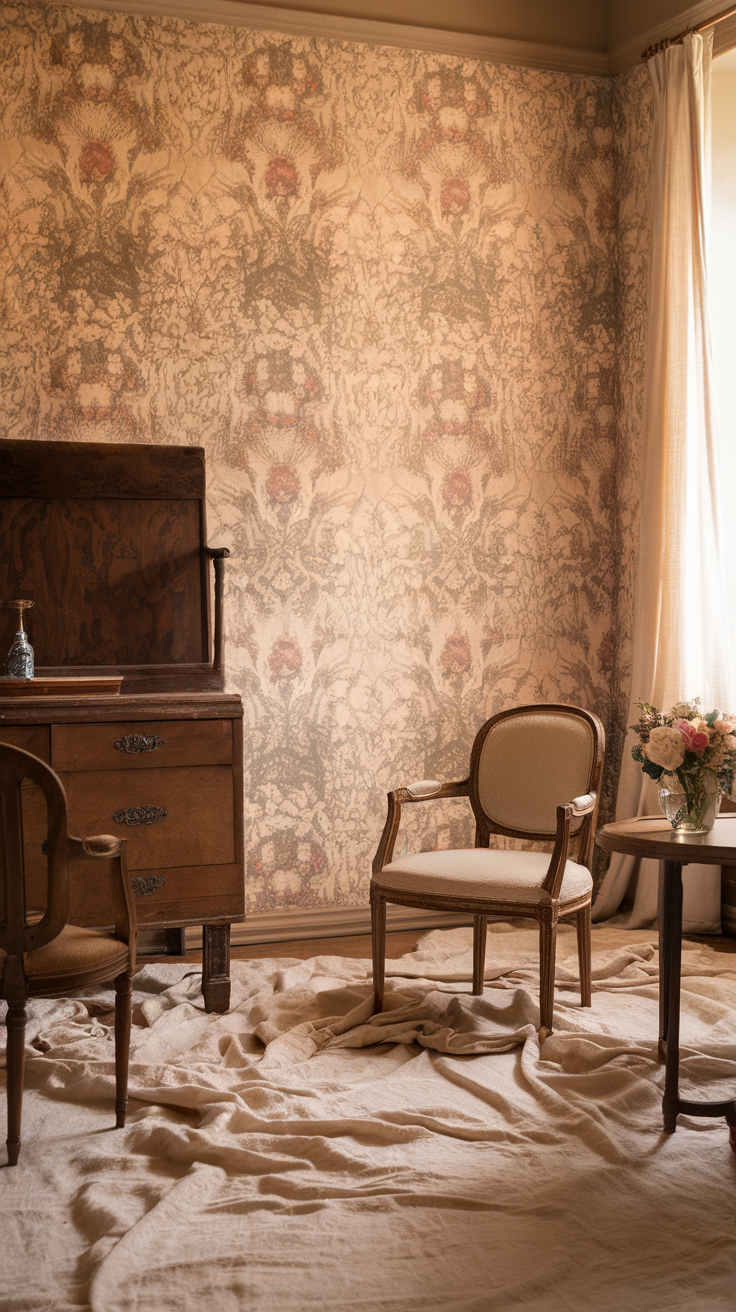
[{"xmin": 3, "ymin": 599, "xmax": 35, "ymax": 678}]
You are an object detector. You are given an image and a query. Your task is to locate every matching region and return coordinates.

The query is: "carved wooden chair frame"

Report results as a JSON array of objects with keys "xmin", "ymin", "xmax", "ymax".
[
  {"xmin": 370, "ymin": 703, "xmax": 605, "ymax": 1033},
  {"xmin": 1, "ymin": 743, "xmax": 137, "ymax": 1166}
]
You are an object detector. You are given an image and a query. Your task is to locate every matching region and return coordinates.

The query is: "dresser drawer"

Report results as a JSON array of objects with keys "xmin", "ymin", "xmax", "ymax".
[
  {"xmin": 0, "ymin": 725, "xmax": 51, "ymax": 762},
  {"xmin": 52, "ymin": 719, "xmax": 232, "ymax": 771},
  {"xmin": 110, "ymin": 862, "xmax": 244, "ymax": 927},
  {"xmin": 60, "ymin": 766, "xmax": 235, "ymax": 870}
]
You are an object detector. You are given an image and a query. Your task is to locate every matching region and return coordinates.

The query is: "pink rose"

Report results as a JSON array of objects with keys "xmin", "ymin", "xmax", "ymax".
[{"xmin": 677, "ymin": 720, "xmax": 710, "ymax": 753}]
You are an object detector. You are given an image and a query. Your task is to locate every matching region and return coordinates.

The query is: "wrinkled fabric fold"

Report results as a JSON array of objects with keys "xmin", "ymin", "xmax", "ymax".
[{"xmin": 2, "ymin": 924, "xmax": 736, "ymax": 1311}]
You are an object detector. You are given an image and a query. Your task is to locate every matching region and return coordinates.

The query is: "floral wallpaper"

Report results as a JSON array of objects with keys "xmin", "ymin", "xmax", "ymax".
[
  {"xmin": 0, "ymin": 1, "xmax": 635, "ymax": 912},
  {"xmin": 605, "ymin": 63, "xmax": 654, "ymax": 824}
]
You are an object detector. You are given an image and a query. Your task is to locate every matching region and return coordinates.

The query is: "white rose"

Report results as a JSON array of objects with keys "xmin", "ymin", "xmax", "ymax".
[{"xmin": 645, "ymin": 726, "xmax": 686, "ymax": 771}]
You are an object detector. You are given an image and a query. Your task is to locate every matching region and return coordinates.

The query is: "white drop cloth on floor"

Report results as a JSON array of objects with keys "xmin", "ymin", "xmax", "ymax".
[{"xmin": 2, "ymin": 923, "xmax": 736, "ymax": 1311}]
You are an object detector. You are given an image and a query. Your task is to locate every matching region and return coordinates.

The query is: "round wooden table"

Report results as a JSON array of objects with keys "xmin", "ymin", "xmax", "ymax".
[{"xmin": 597, "ymin": 816, "xmax": 736, "ymax": 1149}]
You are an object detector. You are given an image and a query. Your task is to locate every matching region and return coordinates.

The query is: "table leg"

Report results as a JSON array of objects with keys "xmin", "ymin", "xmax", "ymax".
[
  {"xmin": 661, "ymin": 859, "xmax": 683, "ymax": 1133},
  {"xmin": 657, "ymin": 860, "xmax": 669, "ymax": 1061},
  {"xmin": 202, "ymin": 923, "xmax": 231, "ymax": 1013}
]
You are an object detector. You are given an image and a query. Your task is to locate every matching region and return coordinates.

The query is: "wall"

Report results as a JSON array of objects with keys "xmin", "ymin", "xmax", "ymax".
[
  {"xmin": 605, "ymin": 61, "xmax": 653, "ymax": 796},
  {"xmin": 0, "ymin": 1, "xmax": 625, "ymax": 913}
]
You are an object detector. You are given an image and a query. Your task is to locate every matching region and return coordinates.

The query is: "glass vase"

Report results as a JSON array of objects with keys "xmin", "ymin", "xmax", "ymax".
[{"xmin": 658, "ymin": 774, "xmax": 722, "ymax": 834}]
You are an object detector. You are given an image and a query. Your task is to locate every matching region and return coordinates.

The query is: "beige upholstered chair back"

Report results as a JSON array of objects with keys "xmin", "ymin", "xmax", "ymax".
[{"xmin": 471, "ymin": 706, "xmax": 600, "ymax": 838}]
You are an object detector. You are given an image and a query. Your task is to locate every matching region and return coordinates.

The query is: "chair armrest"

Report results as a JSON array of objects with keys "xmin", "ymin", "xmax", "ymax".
[
  {"xmin": 68, "ymin": 834, "xmax": 137, "ymax": 968},
  {"xmin": 404, "ymin": 779, "xmax": 442, "ymax": 798},
  {"xmin": 78, "ymin": 835, "xmax": 125, "ymax": 859},
  {"xmin": 397, "ymin": 778, "xmax": 470, "ymax": 803},
  {"xmin": 68, "ymin": 834, "xmax": 125, "ymax": 860},
  {"xmin": 542, "ymin": 791, "xmax": 598, "ymax": 899},
  {"xmin": 372, "ymin": 779, "xmax": 470, "ymax": 873}
]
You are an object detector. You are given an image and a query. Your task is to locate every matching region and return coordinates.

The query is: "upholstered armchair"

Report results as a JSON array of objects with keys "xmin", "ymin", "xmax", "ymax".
[
  {"xmin": 370, "ymin": 704, "xmax": 605, "ymax": 1036},
  {"xmin": 1, "ymin": 743, "xmax": 137, "ymax": 1166}
]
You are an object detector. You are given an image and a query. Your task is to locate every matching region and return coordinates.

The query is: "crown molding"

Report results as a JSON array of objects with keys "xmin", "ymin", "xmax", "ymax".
[
  {"xmin": 713, "ymin": 12, "xmax": 736, "ymax": 55},
  {"xmin": 607, "ymin": 0, "xmax": 736, "ymax": 75},
  {"xmin": 48, "ymin": 0, "xmax": 609, "ymax": 76}
]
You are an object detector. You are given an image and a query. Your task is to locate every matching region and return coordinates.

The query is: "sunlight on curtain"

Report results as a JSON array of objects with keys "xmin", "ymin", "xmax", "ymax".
[
  {"xmin": 595, "ymin": 31, "xmax": 733, "ymax": 931},
  {"xmin": 711, "ymin": 56, "xmax": 736, "ymax": 614}
]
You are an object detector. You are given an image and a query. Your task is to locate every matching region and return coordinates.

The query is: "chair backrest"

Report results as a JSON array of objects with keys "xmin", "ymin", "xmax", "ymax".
[
  {"xmin": 469, "ymin": 704, "xmax": 604, "ymax": 845},
  {"xmin": 0, "ymin": 743, "xmax": 70, "ymax": 957}
]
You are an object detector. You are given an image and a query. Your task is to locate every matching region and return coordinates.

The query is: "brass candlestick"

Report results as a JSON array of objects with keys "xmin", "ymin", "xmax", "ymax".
[{"xmin": 3, "ymin": 599, "xmax": 35, "ymax": 678}]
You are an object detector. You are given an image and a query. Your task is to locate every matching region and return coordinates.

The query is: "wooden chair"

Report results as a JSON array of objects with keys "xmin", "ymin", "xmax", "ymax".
[
  {"xmin": 371, "ymin": 704, "xmax": 605, "ymax": 1035},
  {"xmin": 1, "ymin": 743, "xmax": 136, "ymax": 1166}
]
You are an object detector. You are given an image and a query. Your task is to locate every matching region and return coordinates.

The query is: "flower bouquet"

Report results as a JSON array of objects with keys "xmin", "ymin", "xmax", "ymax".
[{"xmin": 630, "ymin": 699, "xmax": 736, "ymax": 833}]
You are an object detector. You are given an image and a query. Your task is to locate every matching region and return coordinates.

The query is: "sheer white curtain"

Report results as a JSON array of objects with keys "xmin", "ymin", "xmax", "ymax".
[{"xmin": 595, "ymin": 30, "xmax": 735, "ymax": 931}]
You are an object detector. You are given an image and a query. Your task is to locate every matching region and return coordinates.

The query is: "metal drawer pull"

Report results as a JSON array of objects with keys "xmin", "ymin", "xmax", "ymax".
[
  {"xmin": 115, "ymin": 733, "xmax": 167, "ymax": 754},
  {"xmin": 131, "ymin": 875, "xmax": 167, "ymax": 897},
  {"xmin": 113, "ymin": 806, "xmax": 168, "ymax": 826}
]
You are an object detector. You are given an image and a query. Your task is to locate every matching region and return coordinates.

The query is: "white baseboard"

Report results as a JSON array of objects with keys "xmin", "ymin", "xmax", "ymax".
[{"xmin": 183, "ymin": 904, "xmax": 472, "ymax": 949}]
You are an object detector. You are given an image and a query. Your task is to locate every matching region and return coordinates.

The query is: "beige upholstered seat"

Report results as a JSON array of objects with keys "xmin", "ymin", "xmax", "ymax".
[
  {"xmin": 12, "ymin": 925, "xmax": 130, "ymax": 988},
  {"xmin": 379, "ymin": 849, "xmax": 594, "ymax": 905},
  {"xmin": 0, "ymin": 742, "xmax": 137, "ymax": 1166},
  {"xmin": 370, "ymin": 703, "xmax": 605, "ymax": 1035}
]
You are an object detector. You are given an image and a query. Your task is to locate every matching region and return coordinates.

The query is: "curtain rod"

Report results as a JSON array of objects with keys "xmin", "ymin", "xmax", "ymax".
[{"xmin": 642, "ymin": 2, "xmax": 736, "ymax": 58}]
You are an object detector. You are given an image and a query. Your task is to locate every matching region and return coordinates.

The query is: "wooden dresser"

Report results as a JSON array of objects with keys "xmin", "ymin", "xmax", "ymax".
[{"xmin": 0, "ymin": 440, "xmax": 245, "ymax": 1011}]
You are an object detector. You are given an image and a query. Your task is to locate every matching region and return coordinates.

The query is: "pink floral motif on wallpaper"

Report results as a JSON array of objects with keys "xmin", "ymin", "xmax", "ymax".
[
  {"xmin": 440, "ymin": 633, "xmax": 472, "ymax": 679},
  {"xmin": 240, "ymin": 46, "xmax": 323, "ymax": 132},
  {"xmin": 247, "ymin": 830, "xmax": 326, "ymax": 905},
  {"xmin": 442, "ymin": 470, "xmax": 473, "ymax": 513},
  {"xmin": 440, "ymin": 177, "xmax": 471, "ymax": 216},
  {"xmin": 268, "ymin": 637, "xmax": 303, "ymax": 683},
  {"xmin": 239, "ymin": 348, "xmax": 335, "ymax": 472},
  {"xmin": 50, "ymin": 19, "xmax": 157, "ymax": 147},
  {"xmin": 79, "ymin": 139, "xmax": 115, "ymax": 184},
  {"xmin": 266, "ymin": 464, "xmax": 300, "ymax": 503},
  {"xmin": 264, "ymin": 156, "xmax": 299, "ymax": 198}
]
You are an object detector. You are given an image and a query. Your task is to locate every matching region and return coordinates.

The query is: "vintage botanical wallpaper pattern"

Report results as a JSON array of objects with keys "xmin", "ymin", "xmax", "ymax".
[
  {"xmin": 0, "ymin": 2, "xmax": 641, "ymax": 911},
  {"xmin": 606, "ymin": 64, "xmax": 653, "ymax": 815}
]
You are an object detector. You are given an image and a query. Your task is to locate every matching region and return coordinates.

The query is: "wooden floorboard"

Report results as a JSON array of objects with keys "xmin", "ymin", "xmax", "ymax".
[
  {"xmin": 137, "ymin": 929, "xmax": 424, "ymax": 967},
  {"xmin": 136, "ymin": 928, "xmax": 736, "ymax": 970}
]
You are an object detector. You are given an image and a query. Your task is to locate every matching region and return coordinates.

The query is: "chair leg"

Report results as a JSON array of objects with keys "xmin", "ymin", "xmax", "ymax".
[
  {"xmin": 472, "ymin": 915, "xmax": 487, "ymax": 994},
  {"xmin": 114, "ymin": 971, "xmax": 132, "ymax": 1129},
  {"xmin": 6, "ymin": 1001, "xmax": 27, "ymax": 1167},
  {"xmin": 371, "ymin": 888, "xmax": 386, "ymax": 1013},
  {"xmin": 576, "ymin": 903, "xmax": 592, "ymax": 1007},
  {"xmin": 538, "ymin": 915, "xmax": 558, "ymax": 1037}
]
